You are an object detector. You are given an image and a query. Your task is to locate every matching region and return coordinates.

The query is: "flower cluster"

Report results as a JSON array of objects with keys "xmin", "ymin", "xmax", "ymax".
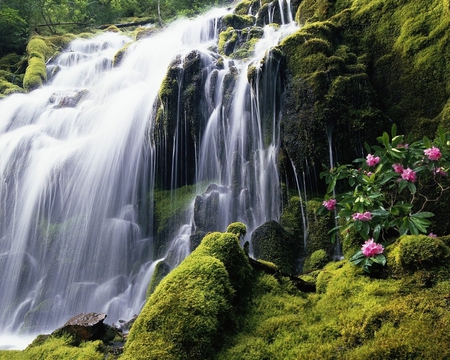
[
  {"xmin": 361, "ymin": 238, "xmax": 384, "ymax": 257},
  {"xmin": 322, "ymin": 199, "xmax": 337, "ymax": 211},
  {"xmin": 424, "ymin": 146, "xmax": 442, "ymax": 161},
  {"xmin": 319, "ymin": 125, "xmax": 450, "ymax": 274},
  {"xmin": 366, "ymin": 154, "xmax": 380, "ymax": 167},
  {"xmin": 352, "ymin": 212, "xmax": 372, "ymax": 221}
]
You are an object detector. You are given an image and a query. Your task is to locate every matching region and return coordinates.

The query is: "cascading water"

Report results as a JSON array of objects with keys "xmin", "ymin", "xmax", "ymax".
[{"xmin": 0, "ymin": 2, "xmax": 298, "ymax": 348}]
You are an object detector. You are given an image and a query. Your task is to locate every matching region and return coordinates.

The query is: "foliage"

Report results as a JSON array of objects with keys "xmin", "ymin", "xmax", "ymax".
[
  {"xmin": 0, "ymin": 8, "xmax": 29, "ymax": 56},
  {"xmin": 319, "ymin": 125, "xmax": 450, "ymax": 248}
]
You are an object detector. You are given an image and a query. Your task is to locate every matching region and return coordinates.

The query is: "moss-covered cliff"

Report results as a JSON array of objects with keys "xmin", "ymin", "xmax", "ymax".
[{"xmin": 281, "ymin": 0, "xmax": 450, "ymax": 175}]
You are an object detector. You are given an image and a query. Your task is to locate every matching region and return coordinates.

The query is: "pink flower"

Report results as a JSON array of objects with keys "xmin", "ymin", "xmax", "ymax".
[
  {"xmin": 361, "ymin": 238, "xmax": 384, "ymax": 257},
  {"xmin": 392, "ymin": 163, "xmax": 404, "ymax": 174},
  {"xmin": 424, "ymin": 146, "xmax": 441, "ymax": 161},
  {"xmin": 429, "ymin": 232, "xmax": 437, "ymax": 238},
  {"xmin": 397, "ymin": 143, "xmax": 409, "ymax": 149},
  {"xmin": 323, "ymin": 199, "xmax": 337, "ymax": 211},
  {"xmin": 352, "ymin": 212, "xmax": 372, "ymax": 221},
  {"xmin": 434, "ymin": 167, "xmax": 447, "ymax": 176},
  {"xmin": 401, "ymin": 168, "xmax": 416, "ymax": 182},
  {"xmin": 366, "ymin": 154, "xmax": 380, "ymax": 167}
]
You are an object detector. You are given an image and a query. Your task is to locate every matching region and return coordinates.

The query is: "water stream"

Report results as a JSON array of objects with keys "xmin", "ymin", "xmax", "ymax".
[{"xmin": 0, "ymin": 2, "xmax": 298, "ymax": 348}]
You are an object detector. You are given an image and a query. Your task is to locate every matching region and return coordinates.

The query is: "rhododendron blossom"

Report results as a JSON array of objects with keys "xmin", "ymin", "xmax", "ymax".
[
  {"xmin": 429, "ymin": 232, "xmax": 437, "ymax": 238},
  {"xmin": 366, "ymin": 154, "xmax": 380, "ymax": 167},
  {"xmin": 361, "ymin": 238, "xmax": 384, "ymax": 257},
  {"xmin": 352, "ymin": 212, "xmax": 372, "ymax": 221},
  {"xmin": 424, "ymin": 146, "xmax": 442, "ymax": 161},
  {"xmin": 434, "ymin": 167, "xmax": 447, "ymax": 176},
  {"xmin": 401, "ymin": 168, "xmax": 416, "ymax": 182},
  {"xmin": 322, "ymin": 199, "xmax": 337, "ymax": 211},
  {"xmin": 392, "ymin": 163, "xmax": 404, "ymax": 174}
]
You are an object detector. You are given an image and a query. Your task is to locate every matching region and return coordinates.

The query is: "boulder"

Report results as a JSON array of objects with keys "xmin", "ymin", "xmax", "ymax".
[
  {"xmin": 251, "ymin": 220, "xmax": 299, "ymax": 273},
  {"xmin": 52, "ymin": 312, "xmax": 118, "ymax": 344}
]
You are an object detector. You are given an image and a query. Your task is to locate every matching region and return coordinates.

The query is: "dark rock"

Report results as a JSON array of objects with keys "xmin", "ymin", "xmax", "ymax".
[
  {"xmin": 251, "ymin": 220, "xmax": 299, "ymax": 273},
  {"xmin": 52, "ymin": 312, "xmax": 119, "ymax": 344},
  {"xmin": 194, "ymin": 189, "xmax": 221, "ymax": 232}
]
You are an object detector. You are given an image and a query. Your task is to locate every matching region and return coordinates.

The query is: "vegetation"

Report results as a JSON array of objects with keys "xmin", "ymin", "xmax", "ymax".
[{"xmin": 122, "ymin": 230, "xmax": 252, "ymax": 359}]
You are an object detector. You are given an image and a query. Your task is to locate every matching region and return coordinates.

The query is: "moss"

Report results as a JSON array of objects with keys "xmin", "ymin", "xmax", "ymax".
[
  {"xmin": 251, "ymin": 220, "xmax": 299, "ymax": 274},
  {"xmin": 303, "ymin": 249, "xmax": 330, "ymax": 273},
  {"xmin": 123, "ymin": 254, "xmax": 234, "ymax": 360},
  {"xmin": 226, "ymin": 222, "xmax": 247, "ymax": 240},
  {"xmin": 0, "ymin": 335, "xmax": 104, "ymax": 360},
  {"xmin": 280, "ymin": 196, "xmax": 304, "ymax": 245},
  {"xmin": 105, "ymin": 25, "xmax": 120, "ymax": 33},
  {"xmin": 295, "ymin": 0, "xmax": 334, "ymax": 25},
  {"xmin": 23, "ymin": 56, "xmax": 46, "ymax": 92},
  {"xmin": 392, "ymin": 235, "xmax": 450, "ymax": 272},
  {"xmin": 305, "ymin": 200, "xmax": 335, "ymax": 257},
  {"xmin": 146, "ymin": 260, "xmax": 171, "ymax": 298},
  {"xmin": 152, "ymin": 184, "xmax": 198, "ymax": 256},
  {"xmin": 222, "ymin": 14, "xmax": 255, "ymax": 30},
  {"xmin": 112, "ymin": 42, "xmax": 132, "ymax": 67},
  {"xmin": 218, "ymin": 27, "xmax": 239, "ymax": 56}
]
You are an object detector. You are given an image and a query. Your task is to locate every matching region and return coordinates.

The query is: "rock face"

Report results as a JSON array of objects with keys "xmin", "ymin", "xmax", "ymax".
[
  {"xmin": 52, "ymin": 312, "xmax": 117, "ymax": 344},
  {"xmin": 251, "ymin": 220, "xmax": 299, "ymax": 274}
]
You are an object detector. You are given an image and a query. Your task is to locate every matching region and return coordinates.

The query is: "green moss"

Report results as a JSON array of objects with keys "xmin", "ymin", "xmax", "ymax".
[
  {"xmin": 0, "ymin": 335, "xmax": 104, "ymax": 360},
  {"xmin": 123, "ymin": 254, "xmax": 234, "ymax": 360},
  {"xmin": 218, "ymin": 27, "xmax": 239, "ymax": 56},
  {"xmin": 146, "ymin": 260, "xmax": 171, "ymax": 298},
  {"xmin": 105, "ymin": 25, "xmax": 121, "ymax": 33},
  {"xmin": 305, "ymin": 200, "xmax": 335, "ymax": 257},
  {"xmin": 391, "ymin": 235, "xmax": 450, "ymax": 272},
  {"xmin": 112, "ymin": 42, "xmax": 132, "ymax": 67},
  {"xmin": 222, "ymin": 14, "xmax": 255, "ymax": 30},
  {"xmin": 152, "ymin": 184, "xmax": 198, "ymax": 255},
  {"xmin": 23, "ymin": 56, "xmax": 46, "ymax": 92},
  {"xmin": 303, "ymin": 249, "xmax": 330, "ymax": 273},
  {"xmin": 226, "ymin": 222, "xmax": 247, "ymax": 240}
]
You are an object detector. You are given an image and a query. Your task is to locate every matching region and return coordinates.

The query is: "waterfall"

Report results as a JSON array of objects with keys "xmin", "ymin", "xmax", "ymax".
[{"xmin": 0, "ymin": 3, "xmax": 298, "ymax": 346}]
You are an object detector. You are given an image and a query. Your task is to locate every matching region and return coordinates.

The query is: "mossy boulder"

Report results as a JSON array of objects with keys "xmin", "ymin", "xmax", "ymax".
[
  {"xmin": 124, "ymin": 229, "xmax": 252, "ymax": 359},
  {"xmin": 226, "ymin": 221, "xmax": 247, "ymax": 240},
  {"xmin": 305, "ymin": 200, "xmax": 335, "ymax": 257},
  {"xmin": 222, "ymin": 14, "xmax": 255, "ymax": 30},
  {"xmin": 387, "ymin": 235, "xmax": 450, "ymax": 276},
  {"xmin": 146, "ymin": 260, "xmax": 171, "ymax": 297},
  {"xmin": 303, "ymin": 249, "xmax": 330, "ymax": 273},
  {"xmin": 251, "ymin": 220, "xmax": 298, "ymax": 274}
]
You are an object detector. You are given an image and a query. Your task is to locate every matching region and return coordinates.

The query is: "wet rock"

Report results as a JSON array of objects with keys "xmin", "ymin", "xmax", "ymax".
[
  {"xmin": 53, "ymin": 89, "xmax": 88, "ymax": 108},
  {"xmin": 52, "ymin": 312, "xmax": 119, "ymax": 344}
]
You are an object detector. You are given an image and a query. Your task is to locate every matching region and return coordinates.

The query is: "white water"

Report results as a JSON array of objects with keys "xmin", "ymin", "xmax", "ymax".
[{"xmin": 0, "ymin": 3, "xmax": 298, "ymax": 347}]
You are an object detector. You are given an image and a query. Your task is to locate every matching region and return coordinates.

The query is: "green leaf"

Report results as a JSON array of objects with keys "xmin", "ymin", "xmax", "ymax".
[
  {"xmin": 382, "ymin": 132, "xmax": 390, "ymax": 148},
  {"xmin": 391, "ymin": 124, "xmax": 397, "ymax": 138},
  {"xmin": 364, "ymin": 142, "xmax": 371, "ymax": 154},
  {"xmin": 326, "ymin": 176, "xmax": 337, "ymax": 194},
  {"xmin": 411, "ymin": 212, "xmax": 434, "ymax": 219},
  {"xmin": 423, "ymin": 136, "xmax": 432, "ymax": 149},
  {"xmin": 373, "ymin": 224, "xmax": 382, "ymax": 241},
  {"xmin": 372, "ymin": 254, "xmax": 386, "ymax": 266},
  {"xmin": 407, "ymin": 181, "xmax": 416, "ymax": 194}
]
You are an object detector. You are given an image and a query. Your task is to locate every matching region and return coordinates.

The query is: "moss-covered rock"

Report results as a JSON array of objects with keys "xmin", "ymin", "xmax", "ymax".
[
  {"xmin": 226, "ymin": 221, "xmax": 247, "ymax": 240},
  {"xmin": 146, "ymin": 260, "xmax": 171, "ymax": 297},
  {"xmin": 123, "ymin": 228, "xmax": 253, "ymax": 359},
  {"xmin": 305, "ymin": 200, "xmax": 335, "ymax": 257},
  {"xmin": 303, "ymin": 249, "xmax": 330, "ymax": 272},
  {"xmin": 387, "ymin": 235, "xmax": 450, "ymax": 275},
  {"xmin": 251, "ymin": 220, "xmax": 299, "ymax": 274}
]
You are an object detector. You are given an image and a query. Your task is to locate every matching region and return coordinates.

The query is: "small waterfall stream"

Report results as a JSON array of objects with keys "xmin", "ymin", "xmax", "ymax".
[{"xmin": 0, "ymin": 2, "xmax": 298, "ymax": 347}]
